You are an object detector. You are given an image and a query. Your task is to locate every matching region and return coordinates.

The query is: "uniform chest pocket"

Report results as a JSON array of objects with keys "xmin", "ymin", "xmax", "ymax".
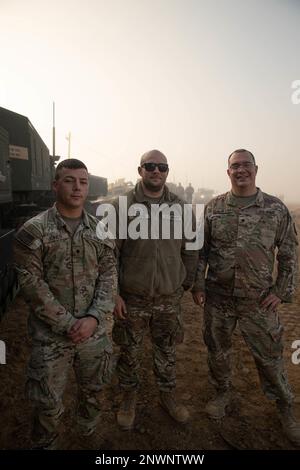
[
  {"xmin": 245, "ymin": 212, "xmax": 278, "ymax": 250},
  {"xmin": 43, "ymin": 234, "xmax": 72, "ymax": 274},
  {"xmin": 210, "ymin": 213, "xmax": 236, "ymax": 244},
  {"xmin": 259, "ymin": 216, "xmax": 277, "ymax": 249},
  {"xmin": 43, "ymin": 234, "xmax": 70, "ymax": 254}
]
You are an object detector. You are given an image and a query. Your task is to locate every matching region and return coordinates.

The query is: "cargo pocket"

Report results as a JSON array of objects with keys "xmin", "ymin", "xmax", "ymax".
[
  {"xmin": 26, "ymin": 366, "xmax": 55, "ymax": 406},
  {"xmin": 112, "ymin": 320, "xmax": 131, "ymax": 346},
  {"xmin": 174, "ymin": 309, "xmax": 185, "ymax": 345},
  {"xmin": 267, "ymin": 313, "xmax": 284, "ymax": 358},
  {"xmin": 98, "ymin": 342, "xmax": 116, "ymax": 385},
  {"xmin": 269, "ymin": 323, "xmax": 283, "ymax": 343}
]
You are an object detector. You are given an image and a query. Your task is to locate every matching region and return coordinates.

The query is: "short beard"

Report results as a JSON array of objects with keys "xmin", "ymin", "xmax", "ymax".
[{"xmin": 142, "ymin": 179, "xmax": 165, "ymax": 193}]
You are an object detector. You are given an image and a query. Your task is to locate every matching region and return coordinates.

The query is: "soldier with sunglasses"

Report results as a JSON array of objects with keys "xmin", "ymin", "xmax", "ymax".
[{"xmin": 112, "ymin": 149, "xmax": 198, "ymax": 430}]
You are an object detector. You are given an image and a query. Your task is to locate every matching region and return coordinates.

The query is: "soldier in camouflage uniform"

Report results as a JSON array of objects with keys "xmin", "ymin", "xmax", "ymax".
[
  {"xmin": 13, "ymin": 159, "xmax": 117, "ymax": 449},
  {"xmin": 185, "ymin": 183, "xmax": 194, "ymax": 204},
  {"xmin": 193, "ymin": 149, "xmax": 300, "ymax": 445},
  {"xmin": 112, "ymin": 149, "xmax": 198, "ymax": 430}
]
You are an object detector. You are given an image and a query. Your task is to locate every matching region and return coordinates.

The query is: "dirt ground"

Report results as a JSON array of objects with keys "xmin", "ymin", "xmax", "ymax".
[{"xmin": 1, "ymin": 209, "xmax": 300, "ymax": 451}]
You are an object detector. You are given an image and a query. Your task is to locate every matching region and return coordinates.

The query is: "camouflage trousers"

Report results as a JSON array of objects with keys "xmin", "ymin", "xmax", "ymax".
[
  {"xmin": 26, "ymin": 333, "xmax": 113, "ymax": 448},
  {"xmin": 204, "ymin": 292, "xmax": 293, "ymax": 403},
  {"xmin": 112, "ymin": 288, "xmax": 184, "ymax": 392}
]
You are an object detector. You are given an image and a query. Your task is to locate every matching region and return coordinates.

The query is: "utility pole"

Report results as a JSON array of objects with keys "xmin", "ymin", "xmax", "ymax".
[
  {"xmin": 52, "ymin": 102, "xmax": 55, "ymax": 160},
  {"xmin": 66, "ymin": 132, "xmax": 71, "ymax": 158}
]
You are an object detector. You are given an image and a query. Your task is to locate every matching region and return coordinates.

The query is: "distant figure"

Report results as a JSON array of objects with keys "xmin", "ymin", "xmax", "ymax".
[
  {"xmin": 112, "ymin": 149, "xmax": 198, "ymax": 430},
  {"xmin": 192, "ymin": 149, "xmax": 300, "ymax": 446},
  {"xmin": 176, "ymin": 182, "xmax": 185, "ymax": 199},
  {"xmin": 14, "ymin": 159, "xmax": 117, "ymax": 449},
  {"xmin": 185, "ymin": 183, "xmax": 194, "ymax": 204}
]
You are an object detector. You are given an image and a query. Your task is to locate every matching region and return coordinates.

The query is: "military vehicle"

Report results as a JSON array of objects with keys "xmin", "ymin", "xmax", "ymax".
[{"xmin": 0, "ymin": 106, "xmax": 107, "ymax": 317}]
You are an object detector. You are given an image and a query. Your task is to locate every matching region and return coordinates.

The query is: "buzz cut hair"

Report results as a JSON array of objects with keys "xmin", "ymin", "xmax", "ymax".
[
  {"xmin": 140, "ymin": 149, "xmax": 167, "ymax": 165},
  {"xmin": 228, "ymin": 149, "xmax": 256, "ymax": 166},
  {"xmin": 55, "ymin": 158, "xmax": 88, "ymax": 180}
]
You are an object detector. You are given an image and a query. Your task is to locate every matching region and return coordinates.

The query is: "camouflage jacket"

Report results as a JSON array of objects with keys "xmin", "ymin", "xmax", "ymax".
[
  {"xmin": 113, "ymin": 182, "xmax": 198, "ymax": 298},
  {"xmin": 14, "ymin": 205, "xmax": 117, "ymax": 339},
  {"xmin": 194, "ymin": 189, "xmax": 298, "ymax": 301}
]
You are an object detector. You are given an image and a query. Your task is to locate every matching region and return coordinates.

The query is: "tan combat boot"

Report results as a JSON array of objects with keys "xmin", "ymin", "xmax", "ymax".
[
  {"xmin": 117, "ymin": 390, "xmax": 137, "ymax": 430},
  {"xmin": 160, "ymin": 390, "xmax": 190, "ymax": 424},
  {"xmin": 277, "ymin": 401, "xmax": 300, "ymax": 446},
  {"xmin": 205, "ymin": 390, "xmax": 231, "ymax": 419}
]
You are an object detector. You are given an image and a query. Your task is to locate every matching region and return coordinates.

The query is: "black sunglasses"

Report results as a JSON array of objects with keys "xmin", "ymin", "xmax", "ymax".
[{"xmin": 141, "ymin": 162, "xmax": 169, "ymax": 173}]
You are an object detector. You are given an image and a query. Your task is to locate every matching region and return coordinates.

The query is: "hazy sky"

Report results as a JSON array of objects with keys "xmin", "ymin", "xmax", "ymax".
[{"xmin": 1, "ymin": 0, "xmax": 299, "ymax": 201}]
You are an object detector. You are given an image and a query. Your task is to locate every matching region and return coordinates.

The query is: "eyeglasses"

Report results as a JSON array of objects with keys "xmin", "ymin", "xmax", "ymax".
[
  {"xmin": 141, "ymin": 162, "xmax": 169, "ymax": 173},
  {"xmin": 229, "ymin": 162, "xmax": 255, "ymax": 170}
]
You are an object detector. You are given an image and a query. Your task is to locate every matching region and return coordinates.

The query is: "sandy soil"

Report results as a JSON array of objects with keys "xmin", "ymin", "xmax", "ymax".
[{"xmin": 0, "ymin": 211, "xmax": 300, "ymax": 450}]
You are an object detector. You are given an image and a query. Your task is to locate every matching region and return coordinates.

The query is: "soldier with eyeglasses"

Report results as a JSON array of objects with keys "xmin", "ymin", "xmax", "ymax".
[
  {"xmin": 112, "ymin": 149, "xmax": 198, "ymax": 430},
  {"xmin": 192, "ymin": 148, "xmax": 300, "ymax": 446}
]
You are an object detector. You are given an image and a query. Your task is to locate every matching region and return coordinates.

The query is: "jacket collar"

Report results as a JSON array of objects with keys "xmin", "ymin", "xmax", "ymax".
[
  {"xmin": 133, "ymin": 181, "xmax": 172, "ymax": 203},
  {"xmin": 50, "ymin": 203, "xmax": 91, "ymax": 229},
  {"xmin": 226, "ymin": 187, "xmax": 264, "ymax": 208}
]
